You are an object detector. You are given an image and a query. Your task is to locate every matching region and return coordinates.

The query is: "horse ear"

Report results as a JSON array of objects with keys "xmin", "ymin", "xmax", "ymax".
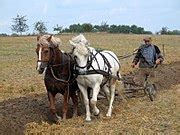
[
  {"xmin": 55, "ymin": 38, "xmax": 62, "ymax": 46},
  {"xmin": 69, "ymin": 40, "xmax": 77, "ymax": 47},
  {"xmin": 37, "ymin": 35, "xmax": 41, "ymax": 41},
  {"xmin": 47, "ymin": 35, "xmax": 52, "ymax": 42}
]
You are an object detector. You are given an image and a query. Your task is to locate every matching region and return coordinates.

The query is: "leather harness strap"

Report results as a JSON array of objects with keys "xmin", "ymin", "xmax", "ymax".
[{"xmin": 74, "ymin": 50, "xmax": 120, "ymax": 81}]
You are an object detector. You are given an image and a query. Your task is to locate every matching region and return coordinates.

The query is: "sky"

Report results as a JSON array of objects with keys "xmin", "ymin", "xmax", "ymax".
[{"xmin": 0, "ymin": 0, "xmax": 179, "ymax": 34}]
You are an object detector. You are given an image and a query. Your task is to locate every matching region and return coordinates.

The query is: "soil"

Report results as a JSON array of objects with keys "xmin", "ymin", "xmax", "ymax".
[{"xmin": 0, "ymin": 61, "xmax": 180, "ymax": 134}]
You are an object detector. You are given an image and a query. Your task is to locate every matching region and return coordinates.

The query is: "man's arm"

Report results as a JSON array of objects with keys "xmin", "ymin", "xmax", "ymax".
[
  {"xmin": 132, "ymin": 49, "xmax": 141, "ymax": 64},
  {"xmin": 132, "ymin": 49, "xmax": 141, "ymax": 67},
  {"xmin": 154, "ymin": 45, "xmax": 164, "ymax": 64}
]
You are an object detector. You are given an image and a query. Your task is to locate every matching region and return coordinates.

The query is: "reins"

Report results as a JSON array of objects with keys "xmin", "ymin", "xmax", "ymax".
[{"xmin": 117, "ymin": 50, "xmax": 137, "ymax": 60}]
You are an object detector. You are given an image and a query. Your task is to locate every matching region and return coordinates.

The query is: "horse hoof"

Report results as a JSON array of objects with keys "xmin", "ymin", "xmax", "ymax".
[
  {"xmin": 72, "ymin": 114, "xmax": 78, "ymax": 118},
  {"xmin": 62, "ymin": 115, "xmax": 67, "ymax": 121},
  {"xmin": 94, "ymin": 109, "xmax": 100, "ymax": 116},
  {"xmin": 53, "ymin": 114, "xmax": 62, "ymax": 123},
  {"xmin": 106, "ymin": 113, "xmax": 111, "ymax": 117},
  {"xmin": 56, "ymin": 119, "xmax": 62, "ymax": 125},
  {"xmin": 85, "ymin": 117, "xmax": 91, "ymax": 122},
  {"xmin": 62, "ymin": 118, "xmax": 66, "ymax": 121}
]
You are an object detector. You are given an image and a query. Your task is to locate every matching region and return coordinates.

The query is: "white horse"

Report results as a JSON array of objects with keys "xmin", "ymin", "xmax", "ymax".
[{"xmin": 69, "ymin": 34, "xmax": 121, "ymax": 121}]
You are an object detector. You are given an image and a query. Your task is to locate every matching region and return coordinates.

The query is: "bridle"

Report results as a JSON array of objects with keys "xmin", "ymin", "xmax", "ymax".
[
  {"xmin": 73, "ymin": 46, "xmax": 113, "ymax": 76},
  {"xmin": 73, "ymin": 46, "xmax": 94, "ymax": 70},
  {"xmin": 37, "ymin": 43, "xmax": 75, "ymax": 85}
]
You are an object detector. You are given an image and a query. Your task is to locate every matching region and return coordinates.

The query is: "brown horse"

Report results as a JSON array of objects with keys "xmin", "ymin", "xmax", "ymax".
[{"xmin": 36, "ymin": 35, "xmax": 78, "ymax": 122}]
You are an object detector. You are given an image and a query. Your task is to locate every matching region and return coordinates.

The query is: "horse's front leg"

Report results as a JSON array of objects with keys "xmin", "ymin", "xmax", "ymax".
[
  {"xmin": 91, "ymin": 84, "xmax": 100, "ymax": 116},
  {"xmin": 71, "ymin": 92, "xmax": 78, "ymax": 118},
  {"xmin": 78, "ymin": 84, "xmax": 91, "ymax": 121},
  {"xmin": 62, "ymin": 89, "xmax": 69, "ymax": 120},
  {"xmin": 48, "ymin": 92, "xmax": 62, "ymax": 122}
]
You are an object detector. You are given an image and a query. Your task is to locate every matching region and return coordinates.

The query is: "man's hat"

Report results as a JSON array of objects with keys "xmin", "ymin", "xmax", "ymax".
[{"xmin": 143, "ymin": 36, "xmax": 152, "ymax": 42}]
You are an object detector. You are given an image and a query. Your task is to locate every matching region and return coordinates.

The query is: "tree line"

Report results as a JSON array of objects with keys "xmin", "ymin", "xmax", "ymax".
[{"xmin": 1, "ymin": 14, "xmax": 180, "ymax": 36}]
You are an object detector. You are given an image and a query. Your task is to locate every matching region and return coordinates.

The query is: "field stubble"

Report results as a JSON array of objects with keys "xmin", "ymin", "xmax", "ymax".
[{"xmin": 0, "ymin": 33, "xmax": 180, "ymax": 134}]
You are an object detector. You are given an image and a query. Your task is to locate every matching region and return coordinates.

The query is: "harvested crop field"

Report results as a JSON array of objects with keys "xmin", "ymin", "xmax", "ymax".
[{"xmin": 0, "ymin": 33, "xmax": 180, "ymax": 134}]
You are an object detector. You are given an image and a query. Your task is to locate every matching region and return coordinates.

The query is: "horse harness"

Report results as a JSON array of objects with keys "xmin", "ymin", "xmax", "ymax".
[
  {"xmin": 39, "ymin": 45, "xmax": 77, "ymax": 101},
  {"xmin": 73, "ymin": 49, "xmax": 121, "ymax": 82},
  {"xmin": 47, "ymin": 48, "xmax": 76, "ymax": 85}
]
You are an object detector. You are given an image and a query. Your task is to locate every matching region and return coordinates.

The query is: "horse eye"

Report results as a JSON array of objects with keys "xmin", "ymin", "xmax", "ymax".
[{"xmin": 74, "ymin": 56, "xmax": 77, "ymax": 59}]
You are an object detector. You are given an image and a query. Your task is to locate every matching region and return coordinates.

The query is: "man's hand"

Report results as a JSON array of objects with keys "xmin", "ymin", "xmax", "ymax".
[{"xmin": 155, "ymin": 59, "xmax": 161, "ymax": 65}]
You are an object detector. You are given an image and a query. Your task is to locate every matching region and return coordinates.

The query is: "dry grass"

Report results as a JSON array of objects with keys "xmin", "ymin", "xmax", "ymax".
[{"xmin": 0, "ymin": 33, "xmax": 180, "ymax": 135}]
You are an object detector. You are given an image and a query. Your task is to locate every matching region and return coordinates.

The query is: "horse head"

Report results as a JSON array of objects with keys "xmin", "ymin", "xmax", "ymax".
[
  {"xmin": 70, "ymin": 33, "xmax": 90, "ymax": 46},
  {"xmin": 69, "ymin": 34, "xmax": 91, "ymax": 74},
  {"xmin": 36, "ymin": 34, "xmax": 62, "ymax": 74}
]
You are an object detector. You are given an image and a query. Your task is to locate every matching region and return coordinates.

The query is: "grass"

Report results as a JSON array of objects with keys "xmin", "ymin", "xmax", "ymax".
[{"xmin": 0, "ymin": 33, "xmax": 180, "ymax": 134}]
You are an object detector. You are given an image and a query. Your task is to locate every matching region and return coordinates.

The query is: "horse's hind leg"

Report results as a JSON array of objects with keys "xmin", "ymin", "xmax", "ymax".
[
  {"xmin": 48, "ymin": 92, "xmax": 62, "ymax": 122},
  {"xmin": 106, "ymin": 79, "xmax": 116, "ymax": 117},
  {"xmin": 102, "ymin": 84, "xmax": 110, "ymax": 102}
]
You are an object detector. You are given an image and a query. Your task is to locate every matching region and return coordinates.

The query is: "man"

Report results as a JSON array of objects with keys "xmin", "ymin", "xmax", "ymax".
[{"xmin": 132, "ymin": 36, "xmax": 164, "ymax": 86}]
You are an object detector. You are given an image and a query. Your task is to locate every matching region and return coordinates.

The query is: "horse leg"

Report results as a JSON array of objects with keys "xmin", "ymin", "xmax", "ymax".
[
  {"xmin": 62, "ymin": 89, "xmax": 69, "ymax": 120},
  {"xmin": 78, "ymin": 84, "xmax": 91, "ymax": 121},
  {"xmin": 71, "ymin": 93, "xmax": 78, "ymax": 118},
  {"xmin": 48, "ymin": 92, "xmax": 62, "ymax": 121},
  {"xmin": 91, "ymin": 84, "xmax": 100, "ymax": 116},
  {"xmin": 106, "ymin": 79, "xmax": 116, "ymax": 117},
  {"xmin": 103, "ymin": 84, "xmax": 110, "ymax": 102}
]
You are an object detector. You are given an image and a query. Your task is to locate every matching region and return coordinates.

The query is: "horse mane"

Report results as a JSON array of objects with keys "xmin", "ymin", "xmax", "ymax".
[
  {"xmin": 39, "ymin": 34, "xmax": 62, "ymax": 47},
  {"xmin": 71, "ymin": 34, "xmax": 90, "ymax": 45},
  {"xmin": 74, "ymin": 43, "xmax": 89, "ymax": 56}
]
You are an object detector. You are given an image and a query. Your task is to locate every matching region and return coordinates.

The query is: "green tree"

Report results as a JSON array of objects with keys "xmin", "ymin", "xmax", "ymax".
[
  {"xmin": 53, "ymin": 24, "xmax": 63, "ymax": 34},
  {"xmin": 62, "ymin": 28, "xmax": 71, "ymax": 33},
  {"xmin": 99, "ymin": 21, "xmax": 109, "ymax": 32},
  {"xmin": 160, "ymin": 27, "xmax": 168, "ymax": 34},
  {"xmin": 109, "ymin": 25, "xmax": 119, "ymax": 33},
  {"xmin": 69, "ymin": 24, "xmax": 84, "ymax": 33},
  {"xmin": 11, "ymin": 14, "xmax": 29, "ymax": 35},
  {"xmin": 93, "ymin": 25, "xmax": 101, "ymax": 32},
  {"xmin": 171, "ymin": 30, "xmax": 180, "ymax": 35},
  {"xmin": 130, "ymin": 25, "xmax": 139, "ymax": 34},
  {"xmin": 137, "ymin": 27, "xmax": 144, "ymax": 34},
  {"xmin": 82, "ymin": 23, "xmax": 93, "ymax": 32},
  {"xmin": 121, "ymin": 25, "xmax": 131, "ymax": 33},
  {"xmin": 34, "ymin": 21, "xmax": 47, "ymax": 34}
]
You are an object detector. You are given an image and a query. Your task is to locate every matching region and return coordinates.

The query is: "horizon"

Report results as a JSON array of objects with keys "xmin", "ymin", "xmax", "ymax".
[{"xmin": 0, "ymin": 0, "xmax": 180, "ymax": 34}]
